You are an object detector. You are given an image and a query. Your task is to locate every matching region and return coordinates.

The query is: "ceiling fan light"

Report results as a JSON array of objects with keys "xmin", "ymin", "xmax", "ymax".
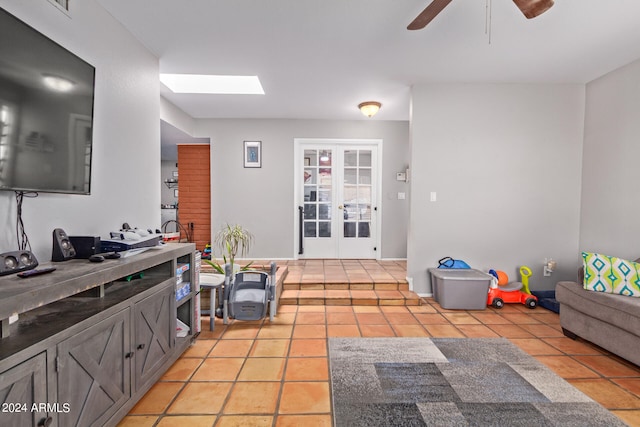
[
  {"xmin": 513, "ymin": 0, "xmax": 554, "ymax": 19},
  {"xmin": 358, "ymin": 101, "xmax": 382, "ymax": 118},
  {"xmin": 42, "ymin": 74, "xmax": 75, "ymax": 92}
]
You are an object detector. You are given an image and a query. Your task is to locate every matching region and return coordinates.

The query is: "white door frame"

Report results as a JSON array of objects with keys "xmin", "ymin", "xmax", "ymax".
[{"xmin": 293, "ymin": 138, "xmax": 383, "ymax": 259}]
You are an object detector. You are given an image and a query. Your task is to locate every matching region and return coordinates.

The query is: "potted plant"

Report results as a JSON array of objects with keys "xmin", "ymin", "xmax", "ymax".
[
  {"xmin": 201, "ymin": 224, "xmax": 255, "ymax": 319},
  {"xmin": 203, "ymin": 224, "xmax": 254, "ymax": 274}
]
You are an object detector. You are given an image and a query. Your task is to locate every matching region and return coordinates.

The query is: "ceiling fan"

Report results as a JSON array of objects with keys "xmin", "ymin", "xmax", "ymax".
[{"xmin": 407, "ymin": 0, "xmax": 554, "ymax": 30}]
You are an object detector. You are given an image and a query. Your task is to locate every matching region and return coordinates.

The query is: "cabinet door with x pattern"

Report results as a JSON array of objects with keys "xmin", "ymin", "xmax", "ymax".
[
  {"xmin": 133, "ymin": 282, "xmax": 175, "ymax": 391},
  {"xmin": 57, "ymin": 309, "xmax": 131, "ymax": 427}
]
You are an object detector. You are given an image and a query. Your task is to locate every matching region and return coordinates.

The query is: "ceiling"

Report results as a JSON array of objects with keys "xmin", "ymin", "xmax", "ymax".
[
  {"xmin": 98, "ymin": 0, "xmax": 640, "ymax": 123},
  {"xmin": 160, "ymin": 120, "xmax": 209, "ymax": 161}
]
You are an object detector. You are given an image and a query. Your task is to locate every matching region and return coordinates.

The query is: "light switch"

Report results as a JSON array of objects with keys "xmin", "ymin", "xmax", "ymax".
[
  {"xmin": 430, "ymin": 192, "xmax": 437, "ymax": 202},
  {"xmin": 398, "ymin": 192, "xmax": 406, "ymax": 200}
]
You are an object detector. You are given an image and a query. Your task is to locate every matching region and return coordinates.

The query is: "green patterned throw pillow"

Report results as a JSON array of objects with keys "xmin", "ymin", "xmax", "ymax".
[{"xmin": 582, "ymin": 252, "xmax": 640, "ymax": 297}]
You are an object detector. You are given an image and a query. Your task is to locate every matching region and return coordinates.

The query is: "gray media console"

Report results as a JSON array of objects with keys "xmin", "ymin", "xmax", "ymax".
[{"xmin": 0, "ymin": 243, "xmax": 197, "ymax": 427}]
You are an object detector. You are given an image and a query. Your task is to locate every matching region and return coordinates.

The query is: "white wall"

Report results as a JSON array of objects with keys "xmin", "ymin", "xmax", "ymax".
[
  {"xmin": 0, "ymin": 1, "xmax": 161, "ymax": 261},
  {"xmin": 160, "ymin": 97, "xmax": 195, "ymax": 137},
  {"xmin": 408, "ymin": 83, "xmax": 585, "ymax": 294},
  {"xmin": 193, "ymin": 119, "xmax": 410, "ymax": 259},
  {"xmin": 580, "ymin": 58, "xmax": 640, "ymax": 259}
]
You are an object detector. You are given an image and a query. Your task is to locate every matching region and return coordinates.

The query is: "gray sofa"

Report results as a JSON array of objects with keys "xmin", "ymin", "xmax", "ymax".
[{"xmin": 556, "ymin": 279, "xmax": 640, "ymax": 366}]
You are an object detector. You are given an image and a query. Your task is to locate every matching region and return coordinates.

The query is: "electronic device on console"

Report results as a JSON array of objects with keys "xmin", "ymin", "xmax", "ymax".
[
  {"xmin": 0, "ymin": 8, "xmax": 95, "ymax": 195},
  {"xmin": 88, "ymin": 252, "xmax": 121, "ymax": 263},
  {"xmin": 110, "ymin": 231, "xmax": 141, "ymax": 241},
  {"xmin": 102, "ymin": 252, "xmax": 121, "ymax": 259},
  {"xmin": 0, "ymin": 251, "xmax": 39, "ymax": 276},
  {"xmin": 120, "ymin": 223, "xmax": 156, "ymax": 238},
  {"xmin": 101, "ymin": 234, "xmax": 161, "ymax": 253},
  {"xmin": 52, "ymin": 228, "xmax": 76, "ymax": 262},
  {"xmin": 69, "ymin": 236, "xmax": 101, "ymax": 259}
]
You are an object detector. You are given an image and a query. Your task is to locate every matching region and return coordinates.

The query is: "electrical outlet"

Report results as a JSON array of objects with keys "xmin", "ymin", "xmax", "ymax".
[{"xmin": 543, "ymin": 258, "xmax": 556, "ymax": 276}]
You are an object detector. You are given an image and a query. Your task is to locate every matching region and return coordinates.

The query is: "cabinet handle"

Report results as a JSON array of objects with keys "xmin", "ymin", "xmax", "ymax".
[
  {"xmin": 38, "ymin": 417, "xmax": 53, "ymax": 427},
  {"xmin": 125, "ymin": 352, "xmax": 135, "ymax": 358},
  {"xmin": 137, "ymin": 343, "xmax": 146, "ymax": 350}
]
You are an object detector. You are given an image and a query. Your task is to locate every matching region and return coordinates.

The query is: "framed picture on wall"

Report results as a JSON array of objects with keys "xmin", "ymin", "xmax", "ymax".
[{"xmin": 244, "ymin": 141, "xmax": 262, "ymax": 168}]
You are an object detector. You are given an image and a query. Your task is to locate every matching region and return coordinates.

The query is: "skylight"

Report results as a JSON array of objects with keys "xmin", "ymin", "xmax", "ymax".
[{"xmin": 160, "ymin": 74, "xmax": 265, "ymax": 95}]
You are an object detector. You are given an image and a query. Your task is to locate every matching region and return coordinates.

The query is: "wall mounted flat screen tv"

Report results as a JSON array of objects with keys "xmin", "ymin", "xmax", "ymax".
[{"xmin": 0, "ymin": 7, "xmax": 95, "ymax": 195}]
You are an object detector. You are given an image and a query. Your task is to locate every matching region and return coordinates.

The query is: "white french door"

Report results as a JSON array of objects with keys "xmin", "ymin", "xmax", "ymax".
[{"xmin": 295, "ymin": 139, "xmax": 381, "ymax": 259}]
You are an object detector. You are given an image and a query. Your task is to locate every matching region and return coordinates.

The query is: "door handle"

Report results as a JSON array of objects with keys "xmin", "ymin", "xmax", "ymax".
[{"xmin": 298, "ymin": 206, "xmax": 304, "ymax": 255}]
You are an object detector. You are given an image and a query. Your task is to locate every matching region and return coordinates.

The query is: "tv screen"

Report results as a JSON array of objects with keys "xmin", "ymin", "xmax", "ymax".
[{"xmin": 0, "ymin": 7, "xmax": 95, "ymax": 194}]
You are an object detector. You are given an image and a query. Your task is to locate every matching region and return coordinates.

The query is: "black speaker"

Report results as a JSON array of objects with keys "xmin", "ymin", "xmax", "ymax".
[
  {"xmin": 0, "ymin": 251, "xmax": 39, "ymax": 276},
  {"xmin": 69, "ymin": 236, "xmax": 101, "ymax": 259},
  {"xmin": 52, "ymin": 228, "xmax": 76, "ymax": 262}
]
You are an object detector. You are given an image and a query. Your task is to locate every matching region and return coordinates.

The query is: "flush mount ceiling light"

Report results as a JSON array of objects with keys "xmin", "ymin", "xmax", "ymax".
[
  {"xmin": 512, "ymin": 0, "xmax": 554, "ymax": 19},
  {"xmin": 42, "ymin": 74, "xmax": 75, "ymax": 92},
  {"xmin": 160, "ymin": 74, "xmax": 265, "ymax": 95},
  {"xmin": 358, "ymin": 101, "xmax": 382, "ymax": 118}
]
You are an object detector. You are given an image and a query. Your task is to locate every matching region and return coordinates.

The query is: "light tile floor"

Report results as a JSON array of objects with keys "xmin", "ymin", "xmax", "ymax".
[{"xmin": 119, "ymin": 268, "xmax": 640, "ymax": 427}]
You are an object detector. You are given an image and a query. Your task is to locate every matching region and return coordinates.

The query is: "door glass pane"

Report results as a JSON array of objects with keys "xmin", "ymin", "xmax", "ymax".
[
  {"xmin": 344, "ymin": 150, "xmax": 357, "ymax": 167},
  {"xmin": 344, "ymin": 204, "xmax": 357, "ymax": 221},
  {"xmin": 304, "ymin": 168, "xmax": 316, "ymax": 184},
  {"xmin": 318, "ymin": 222, "xmax": 331, "ymax": 237},
  {"xmin": 359, "ymin": 169, "xmax": 371, "ymax": 185},
  {"xmin": 344, "ymin": 185, "xmax": 357, "ymax": 202},
  {"xmin": 304, "ymin": 150, "xmax": 317, "ymax": 166},
  {"xmin": 358, "ymin": 222, "xmax": 370, "ymax": 238},
  {"xmin": 304, "ymin": 186, "xmax": 316, "ymax": 201},
  {"xmin": 344, "ymin": 222, "xmax": 356, "ymax": 238},
  {"xmin": 318, "ymin": 203, "xmax": 331, "ymax": 220},
  {"xmin": 304, "ymin": 204, "xmax": 316, "ymax": 219},
  {"xmin": 318, "ymin": 187, "xmax": 331, "ymax": 201},
  {"xmin": 319, "ymin": 150, "xmax": 332, "ymax": 166},
  {"xmin": 358, "ymin": 186, "xmax": 371, "ymax": 204},
  {"xmin": 344, "ymin": 168, "xmax": 357, "ymax": 185},
  {"xmin": 318, "ymin": 168, "xmax": 332, "ymax": 185},
  {"xmin": 359, "ymin": 150, "xmax": 372, "ymax": 167},
  {"xmin": 358, "ymin": 204, "xmax": 371, "ymax": 221},
  {"xmin": 304, "ymin": 222, "xmax": 316, "ymax": 238}
]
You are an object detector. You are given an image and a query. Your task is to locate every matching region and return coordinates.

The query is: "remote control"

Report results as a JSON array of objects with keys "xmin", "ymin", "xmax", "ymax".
[{"xmin": 17, "ymin": 267, "xmax": 57, "ymax": 278}]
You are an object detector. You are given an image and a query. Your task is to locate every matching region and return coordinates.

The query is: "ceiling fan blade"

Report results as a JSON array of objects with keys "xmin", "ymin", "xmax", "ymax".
[
  {"xmin": 513, "ymin": 0, "xmax": 554, "ymax": 19},
  {"xmin": 407, "ymin": 0, "xmax": 453, "ymax": 30}
]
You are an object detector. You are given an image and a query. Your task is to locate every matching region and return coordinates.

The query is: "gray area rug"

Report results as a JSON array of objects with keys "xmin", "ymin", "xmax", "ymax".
[{"xmin": 328, "ymin": 337, "xmax": 626, "ymax": 427}]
